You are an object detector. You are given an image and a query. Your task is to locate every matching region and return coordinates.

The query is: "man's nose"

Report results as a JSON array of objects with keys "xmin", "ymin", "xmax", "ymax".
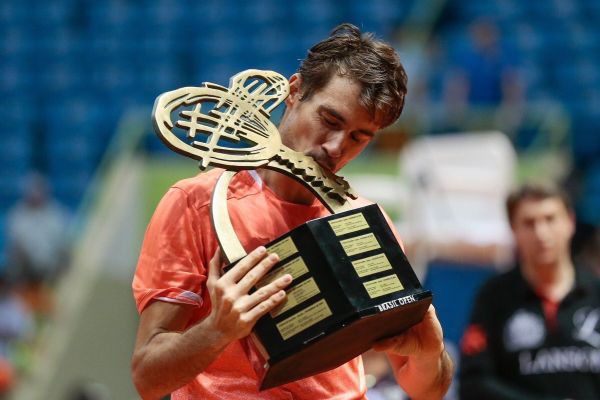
[
  {"xmin": 322, "ymin": 132, "xmax": 345, "ymax": 159},
  {"xmin": 533, "ymin": 221, "xmax": 551, "ymax": 240}
]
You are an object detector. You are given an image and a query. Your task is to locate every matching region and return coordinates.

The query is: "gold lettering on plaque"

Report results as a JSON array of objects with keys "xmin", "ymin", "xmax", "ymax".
[
  {"xmin": 351, "ymin": 253, "xmax": 393, "ymax": 277},
  {"xmin": 267, "ymin": 236, "xmax": 298, "ymax": 260},
  {"xmin": 271, "ymin": 278, "xmax": 321, "ymax": 317},
  {"xmin": 328, "ymin": 213, "xmax": 369, "ymax": 236},
  {"xmin": 340, "ymin": 233, "xmax": 380, "ymax": 256},
  {"xmin": 363, "ymin": 275, "xmax": 404, "ymax": 298},
  {"xmin": 256, "ymin": 256, "xmax": 309, "ymax": 288},
  {"xmin": 276, "ymin": 299, "xmax": 332, "ymax": 340}
]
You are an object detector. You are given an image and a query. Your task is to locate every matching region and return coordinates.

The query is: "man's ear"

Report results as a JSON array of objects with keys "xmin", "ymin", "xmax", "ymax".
[{"xmin": 285, "ymin": 73, "xmax": 302, "ymax": 107}]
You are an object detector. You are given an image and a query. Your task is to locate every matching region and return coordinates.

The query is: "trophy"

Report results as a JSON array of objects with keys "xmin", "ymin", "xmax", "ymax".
[{"xmin": 152, "ymin": 70, "xmax": 432, "ymax": 390}]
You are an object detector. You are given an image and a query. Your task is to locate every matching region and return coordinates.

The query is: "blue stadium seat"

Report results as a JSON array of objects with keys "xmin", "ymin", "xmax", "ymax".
[
  {"xmin": 423, "ymin": 260, "xmax": 497, "ymax": 345},
  {"xmin": 42, "ymin": 96, "xmax": 109, "ymax": 169},
  {"xmin": 0, "ymin": 168, "xmax": 27, "ymax": 212},
  {"xmin": 39, "ymin": 60, "xmax": 86, "ymax": 99},
  {"xmin": 581, "ymin": 0, "xmax": 600, "ymax": 19},
  {"xmin": 30, "ymin": 0, "xmax": 74, "ymax": 30},
  {"xmin": 571, "ymin": 120, "xmax": 600, "ymax": 167},
  {"xmin": 192, "ymin": 55, "xmax": 240, "ymax": 87},
  {"xmin": 0, "ymin": 97, "xmax": 30, "ymax": 132},
  {"xmin": 0, "ymin": 213, "xmax": 6, "ymax": 270},
  {"xmin": 50, "ymin": 169, "xmax": 94, "ymax": 211},
  {"xmin": 138, "ymin": 59, "xmax": 185, "ymax": 99},
  {"xmin": 0, "ymin": 0, "xmax": 30, "ymax": 27},
  {"xmin": 141, "ymin": 0, "xmax": 187, "ymax": 30},
  {"xmin": 454, "ymin": 1, "xmax": 500, "ymax": 20},
  {"xmin": 0, "ymin": 128, "xmax": 31, "ymax": 174},
  {"xmin": 347, "ymin": 0, "xmax": 408, "ymax": 37},
  {"xmin": 0, "ymin": 55, "xmax": 36, "ymax": 95},
  {"xmin": 289, "ymin": 0, "xmax": 341, "ymax": 27},
  {"xmin": 577, "ymin": 163, "xmax": 600, "ymax": 225},
  {"xmin": 239, "ymin": 0, "xmax": 288, "ymax": 25},
  {"xmin": 87, "ymin": 0, "xmax": 138, "ymax": 31}
]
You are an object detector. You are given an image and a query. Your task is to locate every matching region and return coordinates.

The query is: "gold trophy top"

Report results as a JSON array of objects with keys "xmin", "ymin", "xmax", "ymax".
[
  {"xmin": 152, "ymin": 70, "xmax": 358, "ymax": 262},
  {"xmin": 152, "ymin": 69, "xmax": 357, "ymax": 211}
]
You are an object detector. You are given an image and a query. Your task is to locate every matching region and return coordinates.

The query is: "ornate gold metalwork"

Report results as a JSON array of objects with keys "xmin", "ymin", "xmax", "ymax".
[
  {"xmin": 153, "ymin": 70, "xmax": 358, "ymax": 263},
  {"xmin": 268, "ymin": 149, "xmax": 356, "ymax": 206},
  {"xmin": 153, "ymin": 70, "xmax": 286, "ymax": 170}
]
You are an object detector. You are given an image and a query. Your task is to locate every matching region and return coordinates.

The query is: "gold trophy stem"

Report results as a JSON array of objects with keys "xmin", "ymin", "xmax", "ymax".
[{"xmin": 211, "ymin": 170, "xmax": 248, "ymax": 264}]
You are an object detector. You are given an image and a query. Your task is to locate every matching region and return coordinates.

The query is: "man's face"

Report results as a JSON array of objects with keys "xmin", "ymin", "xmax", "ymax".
[
  {"xmin": 511, "ymin": 197, "xmax": 574, "ymax": 268},
  {"xmin": 278, "ymin": 73, "xmax": 381, "ymax": 173}
]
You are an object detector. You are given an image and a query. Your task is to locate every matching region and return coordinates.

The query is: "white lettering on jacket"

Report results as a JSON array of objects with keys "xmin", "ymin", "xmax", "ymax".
[{"xmin": 519, "ymin": 347, "xmax": 600, "ymax": 374}]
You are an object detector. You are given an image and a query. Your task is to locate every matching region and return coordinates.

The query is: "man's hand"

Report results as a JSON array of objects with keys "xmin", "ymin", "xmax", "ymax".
[
  {"xmin": 373, "ymin": 305, "xmax": 453, "ymax": 400},
  {"xmin": 204, "ymin": 246, "xmax": 292, "ymax": 344},
  {"xmin": 372, "ymin": 304, "xmax": 444, "ymax": 358},
  {"xmin": 132, "ymin": 246, "xmax": 292, "ymax": 399}
]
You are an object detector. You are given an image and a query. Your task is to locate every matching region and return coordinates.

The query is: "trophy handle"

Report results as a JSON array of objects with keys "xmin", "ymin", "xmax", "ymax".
[
  {"xmin": 211, "ymin": 170, "xmax": 248, "ymax": 264},
  {"xmin": 210, "ymin": 166, "xmax": 356, "ymax": 264}
]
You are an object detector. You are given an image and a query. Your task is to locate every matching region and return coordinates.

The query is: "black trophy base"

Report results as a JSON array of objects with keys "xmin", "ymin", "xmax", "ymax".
[
  {"xmin": 229, "ymin": 203, "xmax": 432, "ymax": 390},
  {"xmin": 257, "ymin": 291, "xmax": 431, "ymax": 390}
]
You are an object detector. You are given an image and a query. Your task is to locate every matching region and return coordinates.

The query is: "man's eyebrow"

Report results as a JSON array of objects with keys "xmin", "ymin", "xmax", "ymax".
[
  {"xmin": 318, "ymin": 105, "xmax": 375, "ymax": 137},
  {"xmin": 357, "ymin": 129, "xmax": 375, "ymax": 138},
  {"xmin": 318, "ymin": 105, "xmax": 345, "ymax": 122}
]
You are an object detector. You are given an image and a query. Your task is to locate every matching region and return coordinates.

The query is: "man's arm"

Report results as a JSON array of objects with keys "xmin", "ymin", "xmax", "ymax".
[
  {"xmin": 370, "ymin": 209, "xmax": 453, "ymax": 398},
  {"xmin": 373, "ymin": 305, "xmax": 453, "ymax": 400},
  {"xmin": 131, "ymin": 247, "xmax": 292, "ymax": 400}
]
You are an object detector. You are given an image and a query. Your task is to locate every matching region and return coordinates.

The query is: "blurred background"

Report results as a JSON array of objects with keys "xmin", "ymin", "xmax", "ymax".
[{"xmin": 0, "ymin": 0, "xmax": 599, "ymax": 399}]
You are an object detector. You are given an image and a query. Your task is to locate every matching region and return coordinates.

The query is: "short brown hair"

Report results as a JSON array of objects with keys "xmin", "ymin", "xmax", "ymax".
[
  {"xmin": 506, "ymin": 183, "xmax": 573, "ymax": 224},
  {"xmin": 297, "ymin": 23, "xmax": 408, "ymax": 128}
]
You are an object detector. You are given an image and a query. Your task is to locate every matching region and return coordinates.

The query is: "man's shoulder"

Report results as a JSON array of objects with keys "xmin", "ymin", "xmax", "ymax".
[
  {"xmin": 169, "ymin": 169, "xmax": 261, "ymax": 208},
  {"xmin": 171, "ymin": 168, "xmax": 223, "ymax": 192},
  {"xmin": 575, "ymin": 265, "xmax": 600, "ymax": 294},
  {"xmin": 477, "ymin": 267, "xmax": 523, "ymax": 299}
]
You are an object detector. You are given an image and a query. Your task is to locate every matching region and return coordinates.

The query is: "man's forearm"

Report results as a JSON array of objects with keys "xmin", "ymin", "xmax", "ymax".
[
  {"xmin": 131, "ymin": 247, "xmax": 292, "ymax": 399},
  {"xmin": 132, "ymin": 320, "xmax": 229, "ymax": 400},
  {"xmin": 388, "ymin": 349, "xmax": 454, "ymax": 400}
]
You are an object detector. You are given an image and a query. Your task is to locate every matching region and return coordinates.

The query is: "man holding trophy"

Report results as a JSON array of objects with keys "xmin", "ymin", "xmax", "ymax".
[{"xmin": 131, "ymin": 24, "xmax": 453, "ymax": 399}]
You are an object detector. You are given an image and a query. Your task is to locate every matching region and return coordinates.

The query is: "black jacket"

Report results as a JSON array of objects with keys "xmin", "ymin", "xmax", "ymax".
[{"xmin": 459, "ymin": 266, "xmax": 600, "ymax": 400}]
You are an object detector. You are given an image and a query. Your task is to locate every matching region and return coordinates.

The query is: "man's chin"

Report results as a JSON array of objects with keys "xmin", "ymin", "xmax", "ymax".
[{"xmin": 533, "ymin": 256, "xmax": 560, "ymax": 269}]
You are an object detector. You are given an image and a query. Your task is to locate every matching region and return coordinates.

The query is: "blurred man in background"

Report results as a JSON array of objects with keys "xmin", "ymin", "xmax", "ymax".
[
  {"xmin": 131, "ymin": 24, "xmax": 453, "ymax": 400},
  {"xmin": 460, "ymin": 184, "xmax": 600, "ymax": 399},
  {"xmin": 5, "ymin": 172, "xmax": 71, "ymax": 316}
]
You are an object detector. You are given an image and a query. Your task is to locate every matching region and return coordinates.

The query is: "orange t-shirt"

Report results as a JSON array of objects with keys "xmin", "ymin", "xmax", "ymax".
[{"xmin": 133, "ymin": 169, "xmax": 378, "ymax": 399}]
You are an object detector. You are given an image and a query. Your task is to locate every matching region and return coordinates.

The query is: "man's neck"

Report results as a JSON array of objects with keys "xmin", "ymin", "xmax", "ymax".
[
  {"xmin": 521, "ymin": 258, "xmax": 575, "ymax": 302},
  {"xmin": 258, "ymin": 169, "xmax": 316, "ymax": 205}
]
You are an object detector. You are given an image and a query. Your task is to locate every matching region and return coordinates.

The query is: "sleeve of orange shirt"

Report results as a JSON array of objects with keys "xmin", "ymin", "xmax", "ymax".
[{"xmin": 132, "ymin": 186, "xmax": 213, "ymax": 324}]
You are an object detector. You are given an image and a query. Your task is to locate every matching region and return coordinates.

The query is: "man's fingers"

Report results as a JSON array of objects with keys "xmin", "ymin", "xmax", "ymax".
[
  {"xmin": 207, "ymin": 247, "xmax": 223, "ymax": 283},
  {"xmin": 244, "ymin": 289, "xmax": 287, "ymax": 324},
  {"xmin": 373, "ymin": 335, "xmax": 406, "ymax": 352},
  {"xmin": 372, "ymin": 337, "xmax": 396, "ymax": 352},
  {"xmin": 244, "ymin": 274, "xmax": 292, "ymax": 310},
  {"xmin": 222, "ymin": 246, "xmax": 269, "ymax": 283},
  {"xmin": 236, "ymin": 253, "xmax": 280, "ymax": 292},
  {"xmin": 373, "ymin": 331, "xmax": 417, "ymax": 354}
]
